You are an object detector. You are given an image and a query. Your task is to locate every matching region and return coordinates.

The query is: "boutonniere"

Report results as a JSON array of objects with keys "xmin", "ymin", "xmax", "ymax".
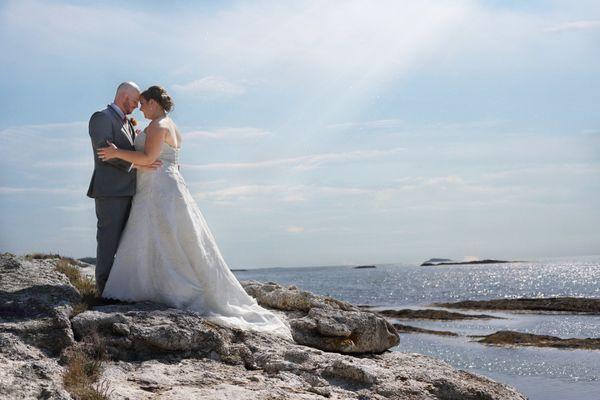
[{"xmin": 129, "ymin": 117, "xmax": 137, "ymax": 126}]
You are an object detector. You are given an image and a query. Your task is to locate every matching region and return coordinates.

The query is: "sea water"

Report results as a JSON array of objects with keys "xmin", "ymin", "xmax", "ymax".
[{"xmin": 233, "ymin": 255, "xmax": 600, "ymax": 400}]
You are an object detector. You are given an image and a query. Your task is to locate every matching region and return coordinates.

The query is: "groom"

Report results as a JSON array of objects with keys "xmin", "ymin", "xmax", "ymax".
[{"xmin": 87, "ymin": 82, "xmax": 160, "ymax": 294}]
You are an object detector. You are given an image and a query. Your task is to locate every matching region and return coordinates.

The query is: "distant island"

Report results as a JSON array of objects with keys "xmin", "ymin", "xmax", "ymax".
[
  {"xmin": 354, "ymin": 265, "xmax": 376, "ymax": 269},
  {"xmin": 423, "ymin": 258, "xmax": 453, "ymax": 264},
  {"xmin": 421, "ymin": 258, "xmax": 516, "ymax": 266}
]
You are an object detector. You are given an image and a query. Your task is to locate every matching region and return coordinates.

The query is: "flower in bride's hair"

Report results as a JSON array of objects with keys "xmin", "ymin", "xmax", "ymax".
[{"xmin": 129, "ymin": 117, "xmax": 137, "ymax": 126}]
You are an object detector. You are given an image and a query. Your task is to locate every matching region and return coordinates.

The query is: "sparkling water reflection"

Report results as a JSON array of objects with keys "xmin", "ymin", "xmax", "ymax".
[{"xmin": 233, "ymin": 255, "xmax": 600, "ymax": 400}]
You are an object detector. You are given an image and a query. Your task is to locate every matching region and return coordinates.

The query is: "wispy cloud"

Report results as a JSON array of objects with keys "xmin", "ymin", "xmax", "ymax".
[
  {"xmin": 33, "ymin": 160, "xmax": 91, "ymax": 168},
  {"xmin": 327, "ymin": 119, "xmax": 404, "ymax": 130},
  {"xmin": 192, "ymin": 174, "xmax": 548, "ymax": 211},
  {"xmin": 545, "ymin": 20, "xmax": 600, "ymax": 33},
  {"xmin": 0, "ymin": 186, "xmax": 84, "ymax": 195},
  {"xmin": 185, "ymin": 127, "xmax": 270, "ymax": 140},
  {"xmin": 184, "ymin": 147, "xmax": 404, "ymax": 171},
  {"xmin": 1, "ymin": 0, "xmax": 477, "ymax": 79},
  {"xmin": 0, "ymin": 121, "xmax": 87, "ymax": 140},
  {"xmin": 61, "ymin": 226, "xmax": 94, "ymax": 233},
  {"xmin": 196, "ymin": 183, "xmax": 370, "ymax": 203},
  {"xmin": 284, "ymin": 226, "xmax": 305, "ymax": 233},
  {"xmin": 172, "ymin": 76, "xmax": 245, "ymax": 95},
  {"xmin": 55, "ymin": 203, "xmax": 94, "ymax": 212}
]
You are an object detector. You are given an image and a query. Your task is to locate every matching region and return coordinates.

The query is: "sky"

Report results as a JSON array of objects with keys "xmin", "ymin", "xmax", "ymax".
[{"xmin": 0, "ymin": 0, "xmax": 599, "ymax": 268}]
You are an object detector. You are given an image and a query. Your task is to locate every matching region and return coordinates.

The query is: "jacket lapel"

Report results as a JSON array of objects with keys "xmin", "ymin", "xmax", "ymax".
[
  {"xmin": 121, "ymin": 124, "xmax": 134, "ymax": 145},
  {"xmin": 107, "ymin": 106, "xmax": 133, "ymax": 145}
]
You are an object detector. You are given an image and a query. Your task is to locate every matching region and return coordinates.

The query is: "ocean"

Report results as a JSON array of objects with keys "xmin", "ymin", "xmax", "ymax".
[{"xmin": 232, "ymin": 255, "xmax": 600, "ymax": 400}]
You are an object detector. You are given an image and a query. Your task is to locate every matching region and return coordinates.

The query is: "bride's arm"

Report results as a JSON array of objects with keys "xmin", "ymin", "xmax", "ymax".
[
  {"xmin": 97, "ymin": 124, "xmax": 167, "ymax": 164},
  {"xmin": 133, "ymin": 161, "xmax": 163, "ymax": 171}
]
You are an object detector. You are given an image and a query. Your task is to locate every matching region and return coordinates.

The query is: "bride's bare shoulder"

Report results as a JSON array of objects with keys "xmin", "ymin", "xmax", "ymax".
[
  {"xmin": 164, "ymin": 117, "xmax": 182, "ymax": 146},
  {"xmin": 146, "ymin": 119, "xmax": 169, "ymax": 136}
]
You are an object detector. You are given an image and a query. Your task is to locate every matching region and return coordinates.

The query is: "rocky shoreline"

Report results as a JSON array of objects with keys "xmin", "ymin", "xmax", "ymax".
[
  {"xmin": 369, "ymin": 302, "xmax": 600, "ymax": 350},
  {"xmin": 472, "ymin": 330, "xmax": 600, "ymax": 350},
  {"xmin": 373, "ymin": 308, "xmax": 501, "ymax": 321},
  {"xmin": 0, "ymin": 253, "xmax": 528, "ymax": 399},
  {"xmin": 434, "ymin": 297, "xmax": 600, "ymax": 314}
]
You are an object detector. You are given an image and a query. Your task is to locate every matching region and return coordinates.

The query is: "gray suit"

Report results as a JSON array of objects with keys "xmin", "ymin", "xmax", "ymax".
[{"xmin": 87, "ymin": 106, "xmax": 137, "ymax": 294}]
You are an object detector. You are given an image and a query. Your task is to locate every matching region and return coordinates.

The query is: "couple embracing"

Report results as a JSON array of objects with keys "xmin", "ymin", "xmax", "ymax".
[{"xmin": 87, "ymin": 82, "xmax": 293, "ymax": 341}]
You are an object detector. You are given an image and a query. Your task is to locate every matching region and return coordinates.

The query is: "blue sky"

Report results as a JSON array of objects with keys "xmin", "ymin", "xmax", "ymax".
[{"xmin": 0, "ymin": 0, "xmax": 599, "ymax": 267}]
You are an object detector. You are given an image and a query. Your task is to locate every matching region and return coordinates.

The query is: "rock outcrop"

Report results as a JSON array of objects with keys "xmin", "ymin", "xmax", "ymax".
[
  {"xmin": 375, "ymin": 308, "xmax": 500, "ymax": 320},
  {"xmin": 434, "ymin": 297, "xmax": 600, "ymax": 314},
  {"xmin": 0, "ymin": 253, "xmax": 528, "ymax": 399},
  {"xmin": 393, "ymin": 324, "xmax": 459, "ymax": 337},
  {"xmin": 0, "ymin": 253, "xmax": 77, "ymax": 399},
  {"xmin": 241, "ymin": 280, "xmax": 399, "ymax": 353},
  {"xmin": 473, "ymin": 330, "xmax": 600, "ymax": 350},
  {"xmin": 421, "ymin": 259, "xmax": 514, "ymax": 266}
]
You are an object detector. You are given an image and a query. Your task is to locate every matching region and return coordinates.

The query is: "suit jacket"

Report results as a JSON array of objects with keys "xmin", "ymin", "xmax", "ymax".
[{"xmin": 87, "ymin": 106, "xmax": 137, "ymax": 198}]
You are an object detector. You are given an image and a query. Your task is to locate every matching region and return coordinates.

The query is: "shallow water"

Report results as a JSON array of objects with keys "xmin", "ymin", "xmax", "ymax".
[{"xmin": 233, "ymin": 255, "xmax": 600, "ymax": 400}]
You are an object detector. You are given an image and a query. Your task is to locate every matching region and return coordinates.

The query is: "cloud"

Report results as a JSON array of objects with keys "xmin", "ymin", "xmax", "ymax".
[
  {"xmin": 0, "ymin": 186, "xmax": 83, "ymax": 195},
  {"xmin": 545, "ymin": 20, "xmax": 600, "ymax": 33},
  {"xmin": 184, "ymin": 147, "xmax": 404, "ymax": 171},
  {"xmin": 327, "ymin": 119, "xmax": 405, "ymax": 131},
  {"xmin": 0, "ymin": 0, "xmax": 478, "ymax": 80},
  {"xmin": 0, "ymin": 121, "xmax": 87, "ymax": 141},
  {"xmin": 185, "ymin": 127, "xmax": 270, "ymax": 140},
  {"xmin": 191, "ymin": 172, "xmax": 562, "ymax": 216},
  {"xmin": 193, "ymin": 175, "xmax": 515, "ymax": 206},
  {"xmin": 284, "ymin": 226, "xmax": 305, "ymax": 233},
  {"xmin": 4, "ymin": 0, "xmax": 598, "ymax": 86},
  {"xmin": 195, "ymin": 183, "xmax": 370, "ymax": 203},
  {"xmin": 0, "ymin": 121, "xmax": 90, "ymax": 171},
  {"xmin": 55, "ymin": 203, "xmax": 94, "ymax": 212},
  {"xmin": 34, "ymin": 160, "xmax": 91, "ymax": 168},
  {"xmin": 172, "ymin": 76, "xmax": 245, "ymax": 95},
  {"xmin": 61, "ymin": 226, "xmax": 94, "ymax": 233}
]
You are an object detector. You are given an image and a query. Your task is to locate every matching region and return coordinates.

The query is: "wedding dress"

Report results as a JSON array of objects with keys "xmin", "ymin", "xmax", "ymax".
[{"xmin": 102, "ymin": 129, "xmax": 294, "ymax": 341}]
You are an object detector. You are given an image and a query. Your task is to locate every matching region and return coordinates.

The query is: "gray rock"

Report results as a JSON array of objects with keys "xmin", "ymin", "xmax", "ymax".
[
  {"xmin": 0, "ymin": 333, "xmax": 71, "ymax": 400},
  {"xmin": 241, "ymin": 280, "xmax": 400, "ymax": 353},
  {"xmin": 0, "ymin": 254, "xmax": 79, "ymax": 399},
  {"xmin": 71, "ymin": 303, "xmax": 257, "ymax": 367},
  {"xmin": 0, "ymin": 253, "xmax": 80, "ymax": 356}
]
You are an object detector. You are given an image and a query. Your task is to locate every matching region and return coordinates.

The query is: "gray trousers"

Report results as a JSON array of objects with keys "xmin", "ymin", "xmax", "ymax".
[{"xmin": 95, "ymin": 196, "xmax": 132, "ymax": 294}]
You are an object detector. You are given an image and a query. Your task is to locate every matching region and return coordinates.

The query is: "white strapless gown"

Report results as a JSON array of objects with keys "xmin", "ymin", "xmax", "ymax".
[{"xmin": 102, "ymin": 130, "xmax": 294, "ymax": 341}]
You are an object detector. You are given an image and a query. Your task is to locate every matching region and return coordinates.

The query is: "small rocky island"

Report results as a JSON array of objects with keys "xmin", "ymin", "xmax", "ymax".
[
  {"xmin": 353, "ymin": 265, "xmax": 376, "ymax": 269},
  {"xmin": 421, "ymin": 258, "xmax": 516, "ymax": 266},
  {"xmin": 0, "ymin": 253, "xmax": 527, "ymax": 399},
  {"xmin": 434, "ymin": 297, "xmax": 600, "ymax": 314},
  {"xmin": 472, "ymin": 330, "xmax": 600, "ymax": 350}
]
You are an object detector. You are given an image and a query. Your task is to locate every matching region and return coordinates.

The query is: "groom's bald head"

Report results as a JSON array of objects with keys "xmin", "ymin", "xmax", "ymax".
[{"xmin": 114, "ymin": 81, "xmax": 141, "ymax": 115}]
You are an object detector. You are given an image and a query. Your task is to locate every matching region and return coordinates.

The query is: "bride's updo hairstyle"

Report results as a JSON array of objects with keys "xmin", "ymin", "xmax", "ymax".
[{"xmin": 141, "ymin": 85, "xmax": 174, "ymax": 113}]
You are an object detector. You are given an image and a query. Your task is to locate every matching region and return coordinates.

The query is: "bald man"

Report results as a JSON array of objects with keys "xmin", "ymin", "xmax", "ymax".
[{"xmin": 87, "ymin": 82, "xmax": 159, "ymax": 294}]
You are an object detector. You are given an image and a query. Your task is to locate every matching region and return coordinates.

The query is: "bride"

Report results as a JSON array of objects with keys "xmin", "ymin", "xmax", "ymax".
[{"xmin": 96, "ymin": 86, "xmax": 293, "ymax": 342}]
